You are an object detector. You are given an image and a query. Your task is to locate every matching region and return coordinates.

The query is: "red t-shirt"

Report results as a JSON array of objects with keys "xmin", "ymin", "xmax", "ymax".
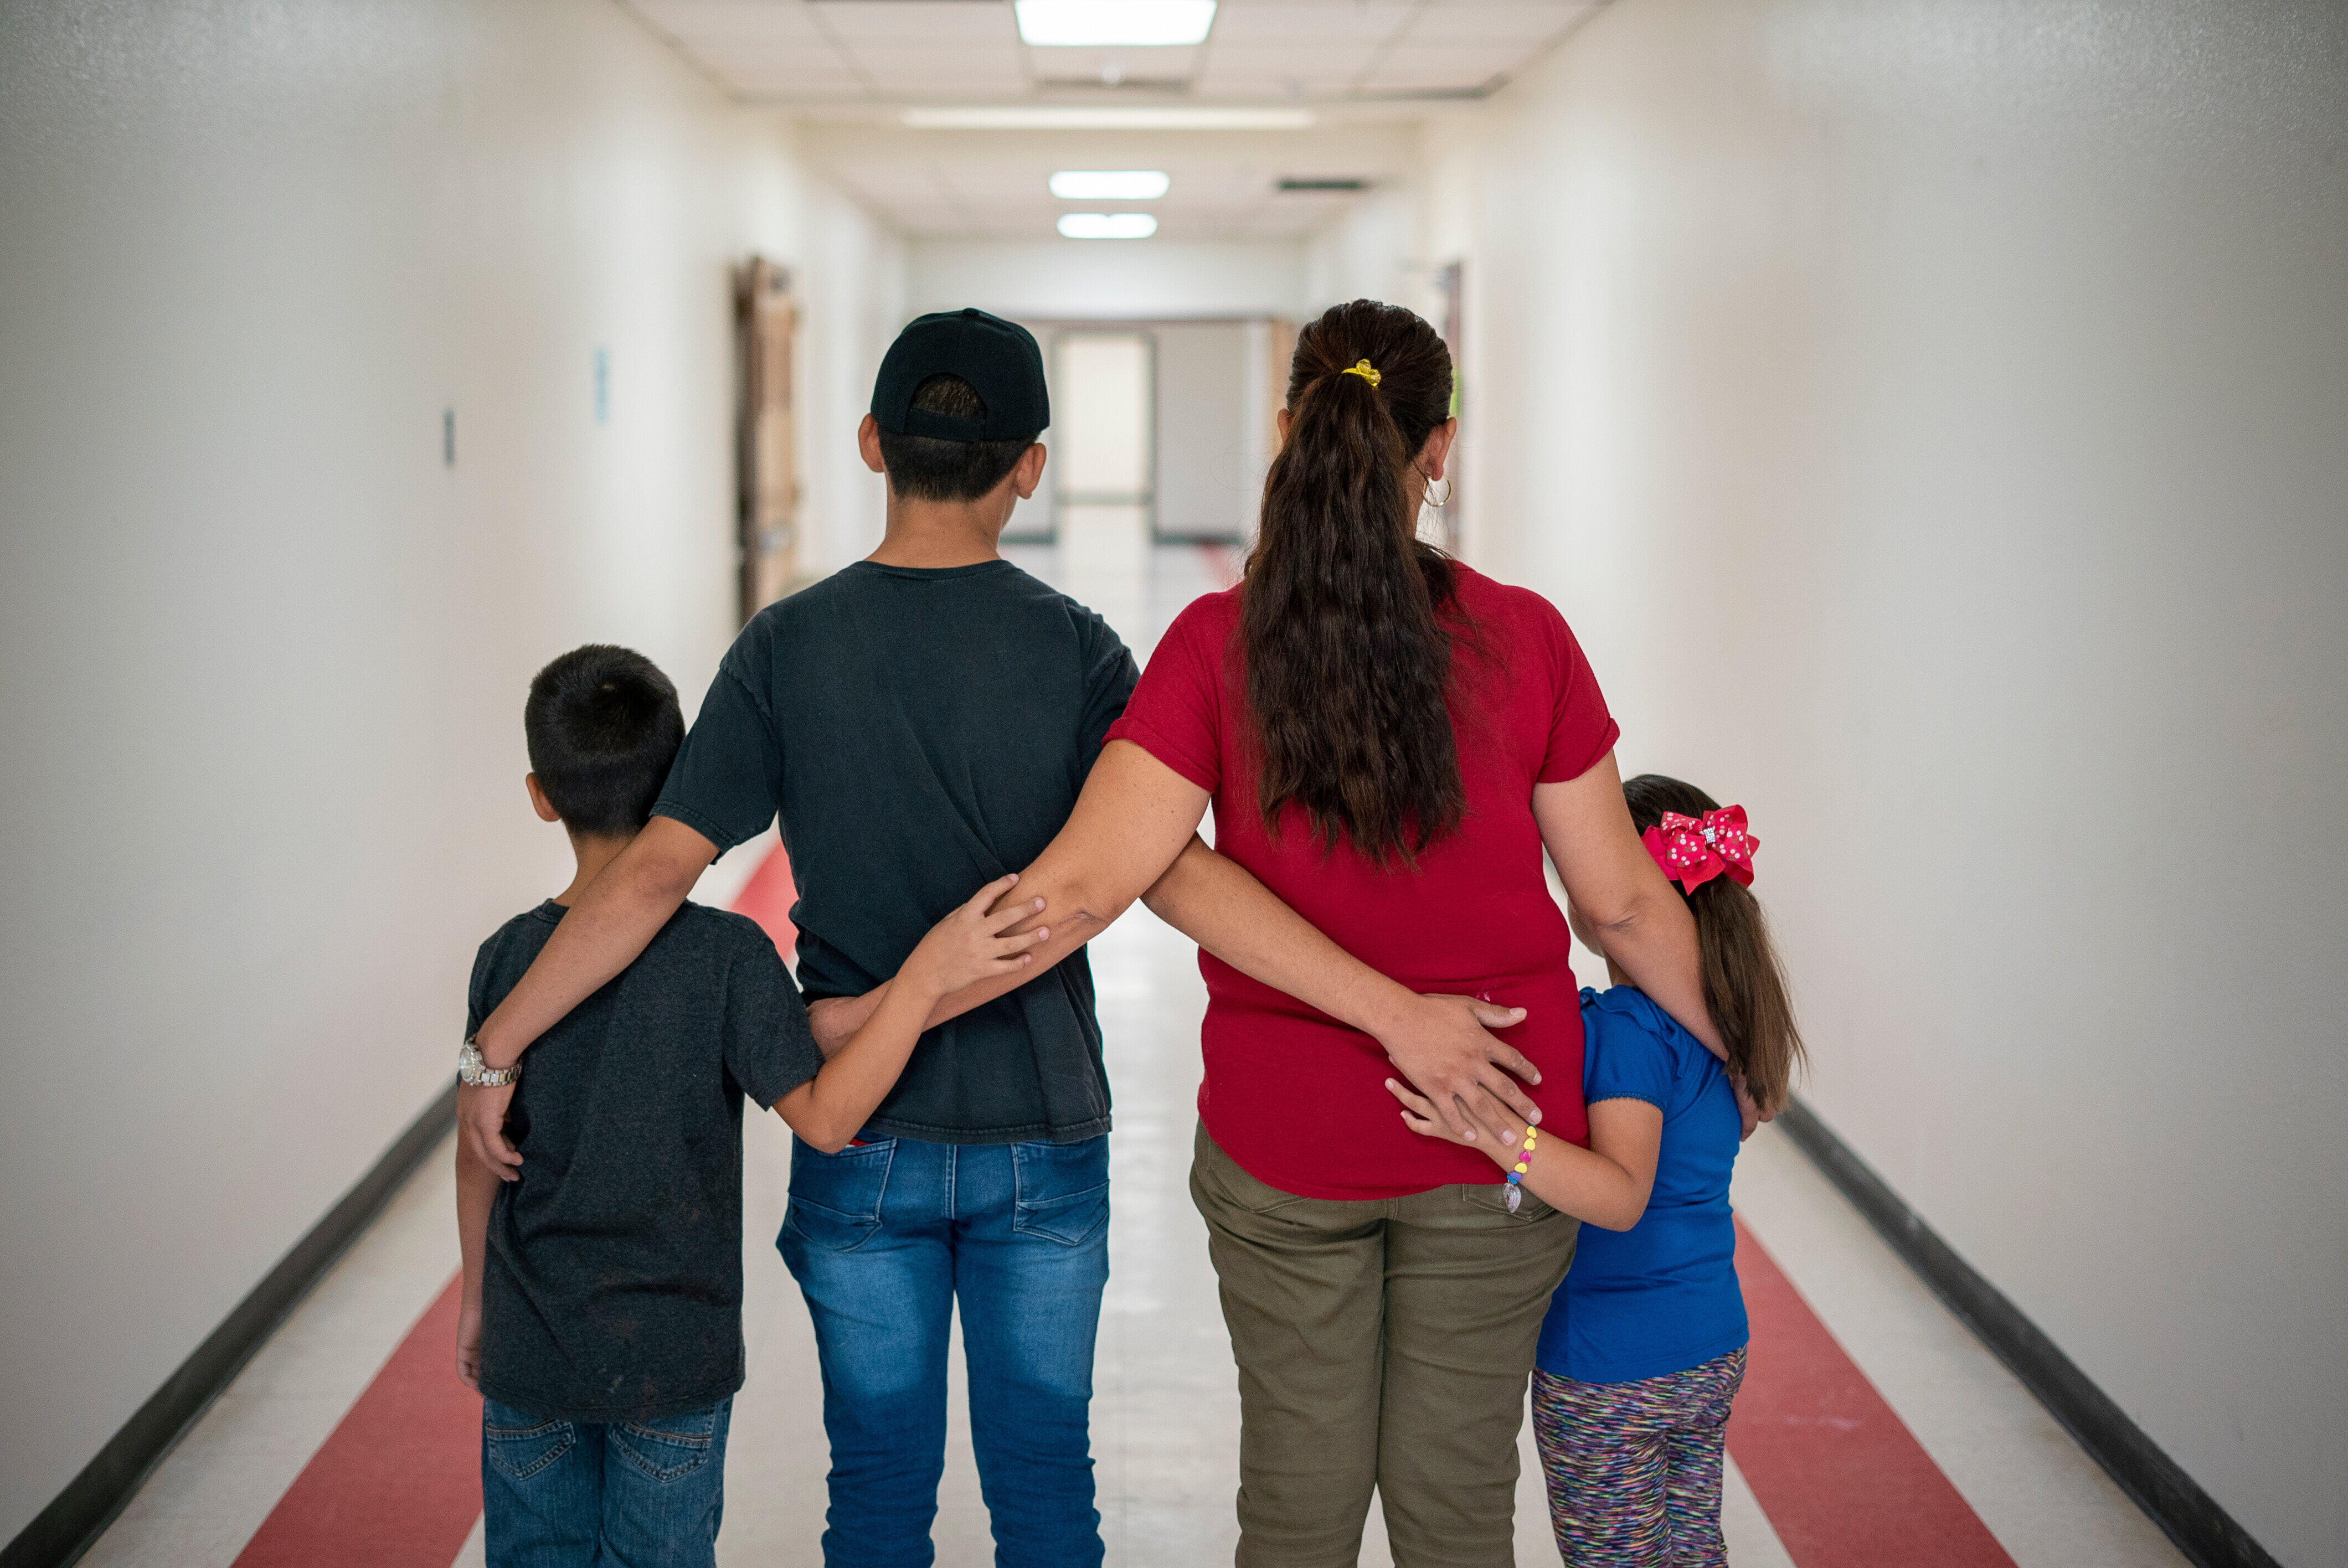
[{"xmin": 1105, "ymin": 566, "xmax": 1620, "ymax": 1200}]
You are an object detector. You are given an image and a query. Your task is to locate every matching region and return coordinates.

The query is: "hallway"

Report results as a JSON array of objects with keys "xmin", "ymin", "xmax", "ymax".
[
  {"xmin": 78, "ymin": 546, "xmax": 2181, "ymax": 1568},
  {"xmin": 7, "ymin": 2, "xmax": 2346, "ymax": 1566}
]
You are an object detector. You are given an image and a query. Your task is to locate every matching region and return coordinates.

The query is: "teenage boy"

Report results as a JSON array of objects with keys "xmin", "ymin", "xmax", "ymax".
[{"xmin": 455, "ymin": 642, "xmax": 1051, "ymax": 1568}]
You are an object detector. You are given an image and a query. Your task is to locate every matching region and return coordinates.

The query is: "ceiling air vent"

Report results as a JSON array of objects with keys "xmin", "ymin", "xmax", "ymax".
[{"xmin": 1275, "ymin": 177, "xmax": 1370, "ymax": 193}]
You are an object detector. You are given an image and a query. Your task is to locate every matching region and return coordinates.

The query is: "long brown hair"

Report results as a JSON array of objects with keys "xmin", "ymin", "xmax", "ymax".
[
  {"xmin": 1622, "ymin": 774, "xmax": 1808, "ymax": 1112},
  {"xmin": 1243, "ymin": 300, "xmax": 1461, "ymax": 864}
]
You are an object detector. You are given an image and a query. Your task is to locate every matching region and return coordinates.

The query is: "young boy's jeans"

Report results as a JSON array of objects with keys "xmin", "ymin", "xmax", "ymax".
[
  {"xmin": 780, "ymin": 1133, "xmax": 1110, "ymax": 1568},
  {"xmin": 481, "ymin": 1395, "xmax": 732, "ymax": 1568}
]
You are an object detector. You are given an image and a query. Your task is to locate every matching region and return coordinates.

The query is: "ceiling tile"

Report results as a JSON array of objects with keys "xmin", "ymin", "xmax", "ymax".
[
  {"xmin": 811, "ymin": 1, "xmax": 1018, "ymax": 40},
  {"xmin": 867, "ymin": 70, "xmax": 1034, "ymax": 92},
  {"xmin": 626, "ymin": 0, "xmax": 824, "ymax": 42},
  {"xmin": 1207, "ymin": 5, "xmax": 1412, "ymax": 42},
  {"xmin": 695, "ymin": 40, "xmax": 857, "ymax": 73},
  {"xmin": 1394, "ymin": 4, "xmax": 1584, "ymax": 43},
  {"xmin": 723, "ymin": 77, "xmax": 873, "ymax": 99},
  {"xmin": 1360, "ymin": 40, "xmax": 1525, "ymax": 87},
  {"xmin": 1023, "ymin": 44, "xmax": 1204, "ymax": 82},
  {"xmin": 839, "ymin": 42, "xmax": 1026, "ymax": 71},
  {"xmin": 1203, "ymin": 39, "xmax": 1379, "ymax": 72}
]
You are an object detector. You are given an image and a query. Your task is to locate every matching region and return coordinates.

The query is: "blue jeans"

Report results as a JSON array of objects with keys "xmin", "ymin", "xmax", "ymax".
[
  {"xmin": 480, "ymin": 1395, "xmax": 731, "ymax": 1568},
  {"xmin": 779, "ymin": 1134, "xmax": 1110, "ymax": 1568}
]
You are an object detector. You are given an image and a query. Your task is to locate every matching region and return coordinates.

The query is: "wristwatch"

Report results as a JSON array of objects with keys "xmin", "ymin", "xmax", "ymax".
[{"xmin": 457, "ymin": 1035, "xmax": 520, "ymax": 1089}]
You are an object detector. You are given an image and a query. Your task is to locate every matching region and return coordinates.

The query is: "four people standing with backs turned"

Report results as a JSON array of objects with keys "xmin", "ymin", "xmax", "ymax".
[{"xmin": 457, "ymin": 299, "xmax": 1778, "ymax": 1568}]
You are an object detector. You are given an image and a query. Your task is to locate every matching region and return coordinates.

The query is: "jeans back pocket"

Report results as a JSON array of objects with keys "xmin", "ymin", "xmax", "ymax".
[
  {"xmin": 783, "ymin": 1137, "xmax": 895, "ymax": 1253},
  {"xmin": 613, "ymin": 1398, "xmax": 728, "ymax": 1485},
  {"xmin": 483, "ymin": 1400, "xmax": 575, "ymax": 1483},
  {"xmin": 1011, "ymin": 1136, "xmax": 1110, "ymax": 1246}
]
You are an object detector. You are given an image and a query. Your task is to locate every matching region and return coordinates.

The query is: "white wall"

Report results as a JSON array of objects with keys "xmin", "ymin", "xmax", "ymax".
[
  {"xmin": 797, "ymin": 178, "xmax": 908, "ymax": 575},
  {"xmin": 909, "ymin": 239, "xmax": 1308, "ymax": 321},
  {"xmin": 1151, "ymin": 322, "xmax": 1259, "ymax": 540},
  {"xmin": 1304, "ymin": 177, "xmax": 1428, "ymax": 319},
  {"xmin": 0, "ymin": 0, "xmax": 897, "ymax": 1543},
  {"xmin": 1441, "ymin": 1, "xmax": 2348, "ymax": 1561}
]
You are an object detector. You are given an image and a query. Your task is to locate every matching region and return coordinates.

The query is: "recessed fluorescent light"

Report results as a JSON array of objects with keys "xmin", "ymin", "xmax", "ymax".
[
  {"xmin": 1059, "ymin": 213, "xmax": 1158, "ymax": 240},
  {"xmin": 1051, "ymin": 170, "xmax": 1171, "ymax": 200},
  {"xmin": 902, "ymin": 106, "xmax": 1313, "ymax": 131},
  {"xmin": 1016, "ymin": 0, "xmax": 1216, "ymax": 47}
]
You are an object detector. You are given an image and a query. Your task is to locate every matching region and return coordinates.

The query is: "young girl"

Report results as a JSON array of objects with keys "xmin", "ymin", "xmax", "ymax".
[{"xmin": 1388, "ymin": 773, "xmax": 1803, "ymax": 1567}]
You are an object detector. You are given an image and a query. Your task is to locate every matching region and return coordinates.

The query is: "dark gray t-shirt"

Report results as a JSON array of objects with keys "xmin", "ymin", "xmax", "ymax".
[
  {"xmin": 468, "ymin": 899, "xmax": 820, "ymax": 1423},
  {"xmin": 652, "ymin": 558, "xmax": 1138, "ymax": 1146}
]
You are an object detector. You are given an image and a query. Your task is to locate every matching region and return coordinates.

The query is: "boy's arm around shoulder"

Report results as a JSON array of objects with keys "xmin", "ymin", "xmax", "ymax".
[
  {"xmin": 462, "ymin": 817, "xmax": 718, "ymax": 1180},
  {"xmin": 766, "ymin": 876, "xmax": 1052, "ymax": 1152}
]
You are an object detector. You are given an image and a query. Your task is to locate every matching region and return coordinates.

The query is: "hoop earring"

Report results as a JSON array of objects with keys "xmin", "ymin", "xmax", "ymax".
[{"xmin": 1422, "ymin": 474, "xmax": 1453, "ymax": 509}]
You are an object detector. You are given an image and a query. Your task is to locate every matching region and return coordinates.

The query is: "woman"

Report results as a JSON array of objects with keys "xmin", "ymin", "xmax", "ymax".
[{"xmin": 856, "ymin": 300, "xmax": 1729, "ymax": 1566}]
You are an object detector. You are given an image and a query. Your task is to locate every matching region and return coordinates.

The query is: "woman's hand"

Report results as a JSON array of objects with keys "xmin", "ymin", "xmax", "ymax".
[
  {"xmin": 1386, "ymin": 1075, "xmax": 1517, "ymax": 1168},
  {"xmin": 1372, "ymin": 993, "xmax": 1543, "ymax": 1143},
  {"xmin": 896, "ymin": 875, "xmax": 1051, "ymax": 1002}
]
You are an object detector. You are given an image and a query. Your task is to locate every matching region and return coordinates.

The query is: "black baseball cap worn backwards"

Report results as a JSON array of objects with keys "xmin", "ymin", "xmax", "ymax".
[{"xmin": 871, "ymin": 307, "xmax": 1050, "ymax": 441}]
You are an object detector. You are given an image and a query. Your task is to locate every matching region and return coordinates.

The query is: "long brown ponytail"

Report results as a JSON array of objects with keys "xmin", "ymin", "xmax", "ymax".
[
  {"xmin": 1622, "ymin": 775, "xmax": 1808, "ymax": 1112},
  {"xmin": 1243, "ymin": 300, "xmax": 1462, "ymax": 864}
]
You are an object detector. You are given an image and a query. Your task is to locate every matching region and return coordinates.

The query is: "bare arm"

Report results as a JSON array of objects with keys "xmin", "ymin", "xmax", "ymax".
[
  {"xmin": 771, "ymin": 878, "xmax": 1049, "ymax": 1152},
  {"xmin": 1142, "ymin": 835, "xmax": 1547, "ymax": 1136},
  {"xmin": 810, "ymin": 744, "xmax": 1551, "ymax": 1141},
  {"xmin": 806, "ymin": 741, "xmax": 1209, "ymax": 1051},
  {"xmin": 459, "ymin": 816, "xmax": 718, "ymax": 1178},
  {"xmin": 1535, "ymin": 754, "xmax": 1725, "ymax": 1061},
  {"xmin": 454, "ymin": 1138, "xmax": 498, "ymax": 1391},
  {"xmin": 1390, "ymin": 1079, "xmax": 1663, "ymax": 1230}
]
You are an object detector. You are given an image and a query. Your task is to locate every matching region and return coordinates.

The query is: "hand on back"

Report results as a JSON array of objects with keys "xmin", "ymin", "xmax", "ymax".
[
  {"xmin": 1385, "ymin": 1071, "xmax": 1522, "ymax": 1168},
  {"xmin": 459, "ymin": 1081, "xmax": 521, "ymax": 1183},
  {"xmin": 1376, "ymin": 993, "xmax": 1544, "ymax": 1143},
  {"xmin": 897, "ymin": 874, "xmax": 1052, "ymax": 1002}
]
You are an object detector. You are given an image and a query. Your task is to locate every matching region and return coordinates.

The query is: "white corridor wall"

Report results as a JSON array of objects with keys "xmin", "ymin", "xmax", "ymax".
[
  {"xmin": 1422, "ymin": 1, "xmax": 2348, "ymax": 1561},
  {"xmin": 0, "ymin": 0, "xmax": 899, "ymax": 1544}
]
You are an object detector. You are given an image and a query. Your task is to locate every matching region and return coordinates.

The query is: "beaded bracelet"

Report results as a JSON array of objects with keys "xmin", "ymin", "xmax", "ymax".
[{"xmin": 1505, "ymin": 1125, "xmax": 1538, "ymax": 1213}]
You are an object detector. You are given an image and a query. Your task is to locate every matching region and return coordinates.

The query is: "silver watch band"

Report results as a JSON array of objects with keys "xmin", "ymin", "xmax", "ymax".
[{"xmin": 458, "ymin": 1035, "xmax": 519, "ymax": 1089}]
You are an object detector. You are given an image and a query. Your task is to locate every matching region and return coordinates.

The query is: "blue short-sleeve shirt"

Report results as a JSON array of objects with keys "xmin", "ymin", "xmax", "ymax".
[{"xmin": 1535, "ymin": 986, "xmax": 1749, "ymax": 1384}]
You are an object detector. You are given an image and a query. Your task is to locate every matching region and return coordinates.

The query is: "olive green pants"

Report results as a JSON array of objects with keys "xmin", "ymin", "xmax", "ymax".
[{"xmin": 1190, "ymin": 1122, "xmax": 1580, "ymax": 1568}]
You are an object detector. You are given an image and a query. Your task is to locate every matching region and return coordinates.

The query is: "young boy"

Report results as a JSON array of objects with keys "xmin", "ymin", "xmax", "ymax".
[{"xmin": 454, "ymin": 643, "xmax": 1050, "ymax": 1568}]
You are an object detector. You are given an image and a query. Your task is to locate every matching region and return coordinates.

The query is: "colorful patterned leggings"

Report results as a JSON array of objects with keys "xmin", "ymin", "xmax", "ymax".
[{"xmin": 1531, "ymin": 1347, "xmax": 1747, "ymax": 1567}]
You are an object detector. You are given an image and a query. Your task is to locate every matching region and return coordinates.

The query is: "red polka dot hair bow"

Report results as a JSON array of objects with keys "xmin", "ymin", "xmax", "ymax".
[{"xmin": 1641, "ymin": 806, "xmax": 1757, "ymax": 893}]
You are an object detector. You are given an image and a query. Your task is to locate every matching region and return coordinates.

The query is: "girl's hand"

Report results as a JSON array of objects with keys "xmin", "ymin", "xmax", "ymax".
[
  {"xmin": 1386, "ymin": 1077, "xmax": 1521, "ymax": 1168},
  {"xmin": 900, "ymin": 875, "xmax": 1051, "ymax": 1000}
]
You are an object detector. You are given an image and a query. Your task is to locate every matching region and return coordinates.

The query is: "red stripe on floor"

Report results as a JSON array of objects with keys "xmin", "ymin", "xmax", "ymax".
[
  {"xmin": 231, "ymin": 1273, "xmax": 481, "ymax": 1567},
  {"xmin": 1728, "ymin": 1218, "xmax": 2016, "ymax": 1568},
  {"xmin": 729, "ymin": 840, "xmax": 798, "ymax": 958}
]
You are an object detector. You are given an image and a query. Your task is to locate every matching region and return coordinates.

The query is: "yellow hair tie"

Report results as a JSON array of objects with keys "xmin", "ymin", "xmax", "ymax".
[{"xmin": 1340, "ymin": 359, "xmax": 1381, "ymax": 388}]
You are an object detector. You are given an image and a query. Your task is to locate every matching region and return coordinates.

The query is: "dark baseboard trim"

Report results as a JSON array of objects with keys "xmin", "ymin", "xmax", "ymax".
[
  {"xmin": 1774, "ymin": 1097, "xmax": 2281, "ymax": 1568},
  {"xmin": 3, "ymin": 1084, "xmax": 459, "ymax": 1568}
]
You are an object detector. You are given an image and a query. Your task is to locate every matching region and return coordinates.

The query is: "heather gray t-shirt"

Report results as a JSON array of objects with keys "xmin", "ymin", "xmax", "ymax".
[
  {"xmin": 651, "ymin": 559, "xmax": 1137, "ymax": 1146},
  {"xmin": 468, "ymin": 899, "xmax": 819, "ymax": 1423}
]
